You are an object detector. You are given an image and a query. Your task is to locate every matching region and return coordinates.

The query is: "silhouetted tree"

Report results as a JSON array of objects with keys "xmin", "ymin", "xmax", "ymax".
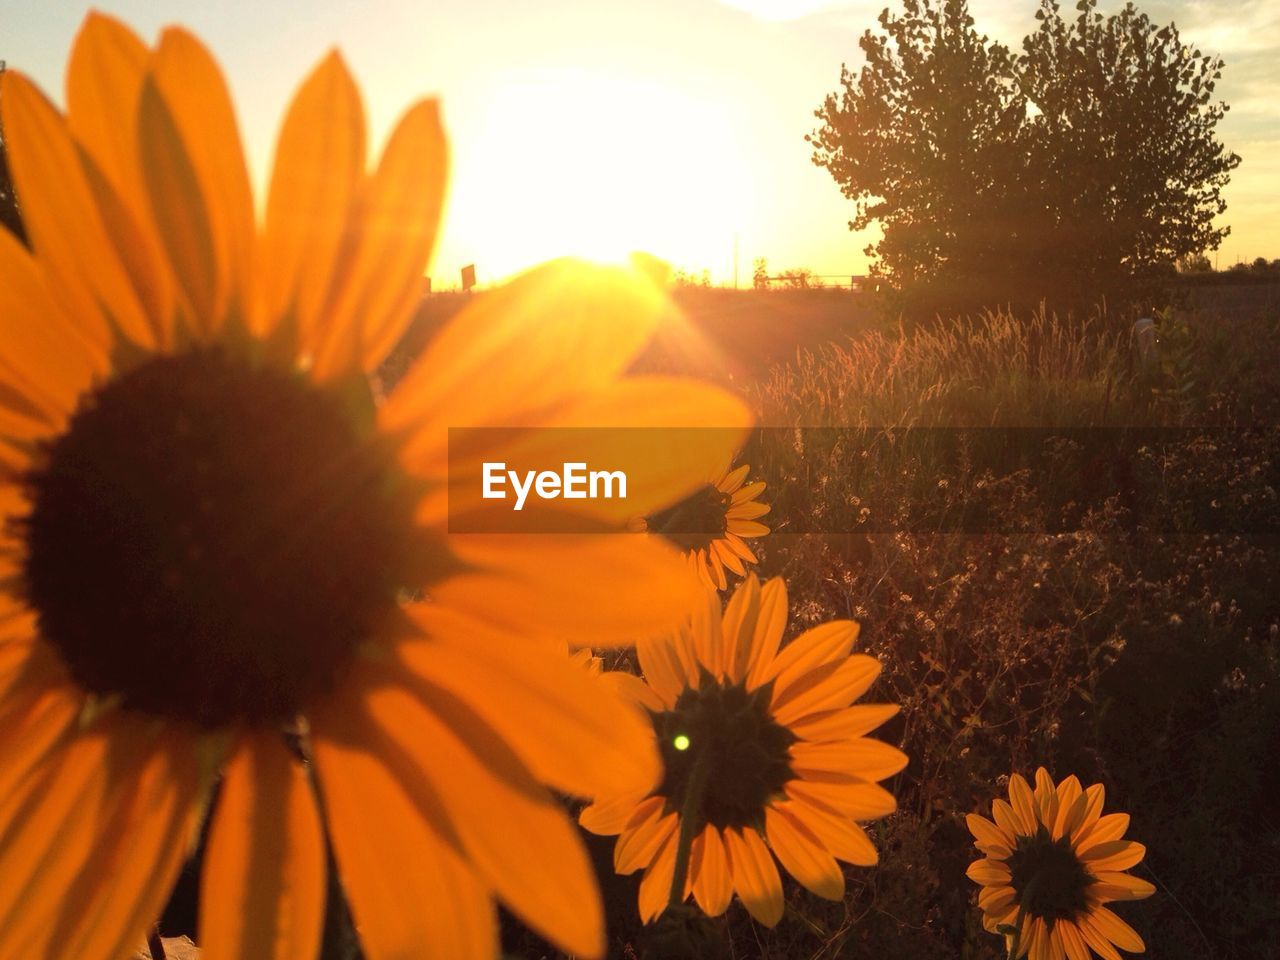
[{"xmin": 809, "ymin": 0, "xmax": 1239, "ymax": 318}]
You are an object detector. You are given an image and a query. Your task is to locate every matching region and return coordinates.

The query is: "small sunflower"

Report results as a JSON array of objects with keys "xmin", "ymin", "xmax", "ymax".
[
  {"xmin": 643, "ymin": 462, "xmax": 769, "ymax": 590},
  {"xmin": 966, "ymin": 769, "xmax": 1156, "ymax": 960},
  {"xmin": 0, "ymin": 13, "xmax": 749, "ymax": 960},
  {"xmin": 581, "ymin": 575, "xmax": 906, "ymax": 926}
]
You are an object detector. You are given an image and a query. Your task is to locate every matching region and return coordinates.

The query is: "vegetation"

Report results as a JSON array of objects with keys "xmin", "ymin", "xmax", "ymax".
[
  {"xmin": 463, "ymin": 282, "xmax": 1279, "ymax": 960},
  {"xmin": 808, "ymin": 0, "xmax": 1241, "ymax": 319}
]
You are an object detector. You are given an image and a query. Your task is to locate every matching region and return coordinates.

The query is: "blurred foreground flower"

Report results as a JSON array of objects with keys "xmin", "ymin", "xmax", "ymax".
[
  {"xmin": 0, "ymin": 13, "xmax": 749, "ymax": 959},
  {"xmin": 967, "ymin": 769, "xmax": 1155, "ymax": 960},
  {"xmin": 581, "ymin": 575, "xmax": 905, "ymax": 926},
  {"xmin": 642, "ymin": 462, "xmax": 769, "ymax": 590}
]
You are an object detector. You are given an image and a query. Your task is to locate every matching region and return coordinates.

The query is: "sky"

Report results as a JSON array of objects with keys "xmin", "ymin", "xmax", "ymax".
[{"xmin": 1, "ymin": 0, "xmax": 1276, "ymax": 287}]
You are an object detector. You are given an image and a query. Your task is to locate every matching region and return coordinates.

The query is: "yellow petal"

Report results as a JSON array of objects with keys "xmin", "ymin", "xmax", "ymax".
[
  {"xmin": 260, "ymin": 51, "xmax": 365, "ymax": 344},
  {"xmin": 312, "ymin": 99, "xmax": 446, "ymax": 377},
  {"xmin": 637, "ymin": 830, "xmax": 677, "ymax": 922},
  {"xmin": 1076, "ymin": 916, "xmax": 1125, "ymax": 960},
  {"xmin": 1053, "ymin": 775, "xmax": 1084, "ymax": 839},
  {"xmin": 199, "ymin": 731, "xmax": 325, "ymax": 960},
  {"xmin": 978, "ymin": 883, "xmax": 1016, "ymax": 914},
  {"xmin": 771, "ymin": 654, "xmax": 882, "ymax": 726},
  {"xmin": 765, "ymin": 806, "xmax": 844, "ymax": 900},
  {"xmin": 719, "ymin": 574, "xmax": 760, "ymax": 679},
  {"xmin": 718, "ymin": 464, "xmax": 750, "ymax": 493},
  {"xmin": 598, "ymin": 669, "xmax": 666, "ymax": 714},
  {"xmin": 724, "ymin": 827, "xmax": 784, "ymax": 926},
  {"xmin": 0, "ymin": 70, "xmax": 146, "ymax": 353},
  {"xmin": 362, "ymin": 667, "xmax": 605, "ymax": 959},
  {"xmin": 785, "ymin": 778, "xmax": 897, "ymax": 821},
  {"xmin": 691, "ymin": 826, "xmax": 733, "ymax": 916},
  {"xmin": 965, "ymin": 813, "xmax": 1014, "ymax": 858},
  {"xmin": 1084, "ymin": 906, "xmax": 1145, "ymax": 953},
  {"xmin": 1090, "ymin": 871, "xmax": 1156, "ymax": 901},
  {"xmin": 1069, "ymin": 783, "xmax": 1106, "ymax": 844},
  {"xmin": 1080, "ymin": 840, "xmax": 1145, "ymax": 872},
  {"xmin": 743, "ymin": 577, "xmax": 788, "ymax": 688},
  {"xmin": 758, "ymin": 620, "xmax": 860, "ymax": 697},
  {"xmin": 615, "ymin": 801, "xmax": 678, "ymax": 875},
  {"xmin": 992, "ymin": 798, "xmax": 1023, "ymax": 838},
  {"xmin": 727, "ymin": 500, "xmax": 771, "ymax": 520},
  {"xmin": 396, "ymin": 605, "xmax": 661, "ymax": 798},
  {"xmin": 579, "ymin": 790, "xmax": 652, "ymax": 836},
  {"xmin": 1008, "ymin": 773, "xmax": 1039, "ymax": 833},
  {"xmin": 0, "ymin": 718, "xmax": 200, "ymax": 958},
  {"xmin": 1077, "ymin": 812, "xmax": 1131, "ymax": 851},
  {"xmin": 382, "ymin": 257, "xmax": 672, "ymax": 460},
  {"xmin": 1058, "ymin": 921, "xmax": 1094, "ymax": 960},
  {"xmin": 436, "ymin": 533, "xmax": 699, "ymax": 644},
  {"xmin": 732, "ymin": 481, "xmax": 766, "ymax": 504},
  {"xmin": 311, "ymin": 696, "xmax": 497, "ymax": 960},
  {"xmin": 780, "ymin": 795, "xmax": 880, "ymax": 866},
  {"xmin": 147, "ymin": 28, "xmax": 255, "ymax": 334},
  {"xmin": 0, "ymin": 228, "xmax": 98, "ymax": 422},
  {"xmin": 1034, "ymin": 767, "xmax": 1058, "ymax": 826},
  {"xmin": 0, "ymin": 684, "xmax": 80, "ymax": 814},
  {"xmin": 788, "ymin": 703, "xmax": 899, "ymax": 742},
  {"xmin": 636, "ymin": 633, "xmax": 689, "ymax": 707},
  {"xmin": 66, "ymin": 12, "xmax": 174, "ymax": 346},
  {"xmin": 789, "ymin": 737, "xmax": 908, "ymax": 782},
  {"xmin": 966, "ymin": 858, "xmax": 1013, "ymax": 886}
]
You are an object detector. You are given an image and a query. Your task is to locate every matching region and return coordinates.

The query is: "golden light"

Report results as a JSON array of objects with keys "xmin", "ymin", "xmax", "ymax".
[{"xmin": 448, "ymin": 68, "xmax": 751, "ymax": 282}]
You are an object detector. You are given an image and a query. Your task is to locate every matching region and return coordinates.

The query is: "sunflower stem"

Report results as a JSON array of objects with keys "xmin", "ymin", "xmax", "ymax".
[
  {"xmin": 147, "ymin": 926, "xmax": 167, "ymax": 960},
  {"xmin": 667, "ymin": 749, "xmax": 711, "ymax": 910},
  {"xmin": 1005, "ymin": 876, "xmax": 1037, "ymax": 960}
]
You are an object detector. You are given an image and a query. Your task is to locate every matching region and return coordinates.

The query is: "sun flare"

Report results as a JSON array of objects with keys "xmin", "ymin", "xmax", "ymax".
[{"xmin": 449, "ymin": 68, "xmax": 751, "ymax": 282}]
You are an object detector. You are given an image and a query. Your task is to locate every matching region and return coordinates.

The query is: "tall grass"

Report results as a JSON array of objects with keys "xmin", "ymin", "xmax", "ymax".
[
  {"xmin": 728, "ymin": 304, "xmax": 1280, "ymax": 960},
  {"xmin": 756, "ymin": 307, "xmax": 1143, "ymax": 428}
]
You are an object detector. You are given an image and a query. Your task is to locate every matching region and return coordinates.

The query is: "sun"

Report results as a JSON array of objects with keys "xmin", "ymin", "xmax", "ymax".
[{"xmin": 449, "ymin": 68, "xmax": 751, "ymax": 281}]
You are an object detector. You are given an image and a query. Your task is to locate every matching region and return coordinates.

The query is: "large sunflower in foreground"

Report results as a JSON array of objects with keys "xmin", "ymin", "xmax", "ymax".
[
  {"xmin": 0, "ymin": 14, "xmax": 749, "ymax": 960},
  {"xmin": 967, "ymin": 769, "xmax": 1155, "ymax": 960},
  {"xmin": 580, "ymin": 575, "xmax": 906, "ymax": 925},
  {"xmin": 643, "ymin": 462, "xmax": 769, "ymax": 590}
]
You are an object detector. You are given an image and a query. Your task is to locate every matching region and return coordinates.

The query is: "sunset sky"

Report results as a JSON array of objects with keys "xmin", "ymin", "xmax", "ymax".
[{"xmin": 3, "ymin": 0, "xmax": 1276, "ymax": 287}]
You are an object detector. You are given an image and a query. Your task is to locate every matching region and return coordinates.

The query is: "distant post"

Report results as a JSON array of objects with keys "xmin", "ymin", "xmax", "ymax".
[
  {"xmin": 461, "ymin": 264, "xmax": 476, "ymax": 293},
  {"xmin": 423, "ymin": 276, "xmax": 431, "ymax": 295}
]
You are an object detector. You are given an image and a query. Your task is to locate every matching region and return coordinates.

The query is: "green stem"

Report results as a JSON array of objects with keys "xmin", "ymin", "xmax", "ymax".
[
  {"xmin": 1005, "ymin": 877, "xmax": 1037, "ymax": 960},
  {"xmin": 667, "ymin": 750, "xmax": 711, "ymax": 910}
]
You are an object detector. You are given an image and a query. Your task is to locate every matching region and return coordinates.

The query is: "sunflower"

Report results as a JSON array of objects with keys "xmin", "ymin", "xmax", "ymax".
[
  {"xmin": 966, "ymin": 769, "xmax": 1156, "ymax": 960},
  {"xmin": 643, "ymin": 461, "xmax": 769, "ymax": 590},
  {"xmin": 580, "ymin": 574, "xmax": 906, "ymax": 926},
  {"xmin": 0, "ymin": 13, "xmax": 750, "ymax": 960}
]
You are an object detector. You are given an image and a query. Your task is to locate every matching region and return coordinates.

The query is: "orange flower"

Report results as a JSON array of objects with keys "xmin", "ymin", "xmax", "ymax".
[
  {"xmin": 967, "ymin": 769, "xmax": 1156, "ymax": 960},
  {"xmin": 643, "ymin": 461, "xmax": 770, "ymax": 590},
  {"xmin": 0, "ymin": 13, "xmax": 749, "ymax": 959},
  {"xmin": 581, "ymin": 575, "xmax": 905, "ymax": 925}
]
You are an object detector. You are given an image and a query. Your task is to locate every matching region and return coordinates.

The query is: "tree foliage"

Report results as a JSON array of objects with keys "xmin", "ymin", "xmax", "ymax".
[{"xmin": 808, "ymin": 0, "xmax": 1240, "ymax": 318}]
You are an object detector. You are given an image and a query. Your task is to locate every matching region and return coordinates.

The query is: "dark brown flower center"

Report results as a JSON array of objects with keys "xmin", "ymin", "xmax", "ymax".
[
  {"xmin": 650, "ymin": 670, "xmax": 795, "ymax": 831},
  {"xmin": 1006, "ymin": 827, "xmax": 1093, "ymax": 926},
  {"xmin": 17, "ymin": 347, "xmax": 444, "ymax": 728},
  {"xmin": 645, "ymin": 484, "xmax": 730, "ymax": 552}
]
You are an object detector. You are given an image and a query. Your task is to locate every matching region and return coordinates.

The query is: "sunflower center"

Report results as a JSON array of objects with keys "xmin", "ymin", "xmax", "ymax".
[
  {"xmin": 650, "ymin": 670, "xmax": 796, "ymax": 830},
  {"xmin": 645, "ymin": 484, "xmax": 730, "ymax": 552},
  {"xmin": 1006, "ymin": 828, "xmax": 1093, "ymax": 926},
  {"xmin": 19, "ymin": 348, "xmax": 436, "ymax": 728}
]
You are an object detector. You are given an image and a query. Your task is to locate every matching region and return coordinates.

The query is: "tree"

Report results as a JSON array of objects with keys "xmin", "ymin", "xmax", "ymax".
[{"xmin": 808, "ymin": 0, "xmax": 1240, "ymax": 317}]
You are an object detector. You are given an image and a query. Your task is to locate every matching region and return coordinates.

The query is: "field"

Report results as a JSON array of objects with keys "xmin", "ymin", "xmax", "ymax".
[{"xmin": 361, "ymin": 281, "xmax": 1280, "ymax": 959}]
